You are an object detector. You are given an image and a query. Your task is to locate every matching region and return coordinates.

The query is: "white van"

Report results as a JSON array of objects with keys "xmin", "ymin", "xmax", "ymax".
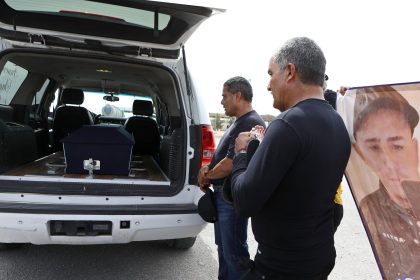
[{"xmin": 0, "ymin": 0, "xmax": 221, "ymax": 249}]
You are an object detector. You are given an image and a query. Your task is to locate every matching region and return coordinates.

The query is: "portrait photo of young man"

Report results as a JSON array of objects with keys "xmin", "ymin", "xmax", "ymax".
[{"xmin": 339, "ymin": 84, "xmax": 420, "ymax": 280}]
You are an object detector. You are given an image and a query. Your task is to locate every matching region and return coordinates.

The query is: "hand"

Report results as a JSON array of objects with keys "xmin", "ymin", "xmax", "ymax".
[
  {"xmin": 235, "ymin": 131, "xmax": 254, "ymax": 153},
  {"xmin": 250, "ymin": 125, "xmax": 265, "ymax": 141},
  {"xmin": 198, "ymin": 165, "xmax": 211, "ymax": 191},
  {"xmin": 338, "ymin": 86, "xmax": 348, "ymax": 96}
]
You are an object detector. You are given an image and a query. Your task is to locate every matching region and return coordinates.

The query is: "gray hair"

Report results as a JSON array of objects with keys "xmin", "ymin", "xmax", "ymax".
[
  {"xmin": 223, "ymin": 76, "xmax": 253, "ymax": 102},
  {"xmin": 273, "ymin": 37, "xmax": 326, "ymax": 87}
]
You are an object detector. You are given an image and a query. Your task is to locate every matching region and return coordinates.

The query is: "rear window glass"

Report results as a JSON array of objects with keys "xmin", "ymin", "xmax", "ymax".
[
  {"xmin": 5, "ymin": 0, "xmax": 171, "ymax": 30},
  {"xmin": 83, "ymin": 91, "xmax": 153, "ymax": 118},
  {"xmin": 0, "ymin": 61, "xmax": 28, "ymax": 105},
  {"xmin": 32, "ymin": 78, "xmax": 50, "ymax": 106}
]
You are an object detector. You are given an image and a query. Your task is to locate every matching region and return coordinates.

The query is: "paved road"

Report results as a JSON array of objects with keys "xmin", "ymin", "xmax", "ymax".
[
  {"xmin": 0, "ymin": 179, "xmax": 382, "ymax": 280},
  {"xmin": 0, "ymin": 238, "xmax": 218, "ymax": 280}
]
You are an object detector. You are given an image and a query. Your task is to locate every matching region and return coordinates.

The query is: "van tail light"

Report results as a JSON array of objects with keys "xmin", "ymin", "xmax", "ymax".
[{"xmin": 201, "ymin": 125, "xmax": 216, "ymax": 167}]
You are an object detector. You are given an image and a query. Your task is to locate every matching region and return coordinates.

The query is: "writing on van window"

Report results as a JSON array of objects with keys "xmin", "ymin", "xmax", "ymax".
[
  {"xmin": 0, "ymin": 65, "xmax": 16, "ymax": 93},
  {"xmin": 0, "ymin": 61, "xmax": 28, "ymax": 105},
  {"xmin": 0, "ymin": 77, "xmax": 12, "ymax": 93}
]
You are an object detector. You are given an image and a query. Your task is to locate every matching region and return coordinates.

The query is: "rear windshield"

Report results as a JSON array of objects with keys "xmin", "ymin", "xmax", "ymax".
[
  {"xmin": 49, "ymin": 90, "xmax": 154, "ymax": 119},
  {"xmin": 83, "ymin": 92, "xmax": 154, "ymax": 118},
  {"xmin": 4, "ymin": 0, "xmax": 171, "ymax": 30}
]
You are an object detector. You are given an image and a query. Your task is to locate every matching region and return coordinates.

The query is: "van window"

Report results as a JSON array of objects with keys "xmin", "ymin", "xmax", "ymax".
[
  {"xmin": 32, "ymin": 78, "xmax": 50, "ymax": 106},
  {"xmin": 31, "ymin": 78, "xmax": 51, "ymax": 118},
  {"xmin": 83, "ymin": 91, "xmax": 154, "ymax": 118},
  {"xmin": 5, "ymin": 0, "xmax": 171, "ymax": 30},
  {"xmin": 0, "ymin": 61, "xmax": 28, "ymax": 105},
  {"xmin": 48, "ymin": 88, "xmax": 60, "ymax": 117}
]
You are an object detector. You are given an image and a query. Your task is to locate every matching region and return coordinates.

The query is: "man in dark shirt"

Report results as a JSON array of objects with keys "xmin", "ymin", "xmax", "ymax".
[
  {"xmin": 230, "ymin": 37, "xmax": 351, "ymax": 279},
  {"xmin": 197, "ymin": 76, "xmax": 265, "ymax": 280}
]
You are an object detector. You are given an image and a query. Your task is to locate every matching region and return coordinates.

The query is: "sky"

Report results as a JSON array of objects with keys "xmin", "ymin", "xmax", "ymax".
[{"xmin": 183, "ymin": 0, "xmax": 420, "ymax": 116}]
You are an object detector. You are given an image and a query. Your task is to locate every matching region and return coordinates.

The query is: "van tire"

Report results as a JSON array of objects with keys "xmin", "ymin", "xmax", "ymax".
[
  {"xmin": 0, "ymin": 243, "xmax": 22, "ymax": 250},
  {"xmin": 166, "ymin": 237, "xmax": 196, "ymax": 249}
]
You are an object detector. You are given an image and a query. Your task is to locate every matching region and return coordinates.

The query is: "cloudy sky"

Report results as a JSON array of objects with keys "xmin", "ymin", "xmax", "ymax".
[{"xmin": 184, "ymin": 0, "xmax": 420, "ymax": 115}]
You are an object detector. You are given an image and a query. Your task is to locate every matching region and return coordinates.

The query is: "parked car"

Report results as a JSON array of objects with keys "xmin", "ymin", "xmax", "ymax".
[{"xmin": 0, "ymin": 0, "xmax": 221, "ymax": 249}]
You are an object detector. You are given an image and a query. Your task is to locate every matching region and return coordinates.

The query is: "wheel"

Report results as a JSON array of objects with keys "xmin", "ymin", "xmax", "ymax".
[
  {"xmin": 0, "ymin": 243, "xmax": 23, "ymax": 250},
  {"xmin": 166, "ymin": 237, "xmax": 196, "ymax": 249}
]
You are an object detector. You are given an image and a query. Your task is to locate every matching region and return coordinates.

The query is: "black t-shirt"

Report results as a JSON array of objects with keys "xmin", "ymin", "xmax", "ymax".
[
  {"xmin": 208, "ymin": 110, "xmax": 265, "ymax": 186},
  {"xmin": 231, "ymin": 99, "xmax": 351, "ymax": 275}
]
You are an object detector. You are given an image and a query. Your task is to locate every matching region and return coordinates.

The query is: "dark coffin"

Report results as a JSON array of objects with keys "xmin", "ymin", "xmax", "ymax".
[{"xmin": 62, "ymin": 125, "xmax": 134, "ymax": 175}]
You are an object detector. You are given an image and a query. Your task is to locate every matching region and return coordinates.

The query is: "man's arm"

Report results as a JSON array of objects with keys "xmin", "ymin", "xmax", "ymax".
[
  {"xmin": 230, "ymin": 119, "xmax": 300, "ymax": 217},
  {"xmin": 197, "ymin": 165, "xmax": 210, "ymax": 191},
  {"xmin": 202, "ymin": 118, "xmax": 262, "ymax": 187},
  {"xmin": 206, "ymin": 157, "xmax": 233, "ymax": 180},
  {"xmin": 197, "ymin": 157, "xmax": 233, "ymax": 191}
]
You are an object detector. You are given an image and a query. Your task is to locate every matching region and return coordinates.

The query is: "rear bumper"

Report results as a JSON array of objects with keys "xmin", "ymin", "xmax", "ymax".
[
  {"xmin": 0, "ymin": 212, "xmax": 206, "ymax": 245},
  {"xmin": 0, "ymin": 202, "xmax": 197, "ymax": 215}
]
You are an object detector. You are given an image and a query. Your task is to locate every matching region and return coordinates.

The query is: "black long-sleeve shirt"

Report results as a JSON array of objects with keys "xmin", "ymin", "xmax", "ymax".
[{"xmin": 231, "ymin": 99, "xmax": 351, "ymax": 275}]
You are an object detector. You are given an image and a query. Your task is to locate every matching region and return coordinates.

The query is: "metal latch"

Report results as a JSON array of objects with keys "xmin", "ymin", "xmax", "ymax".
[
  {"xmin": 83, "ymin": 158, "xmax": 100, "ymax": 178},
  {"xmin": 137, "ymin": 46, "xmax": 152, "ymax": 57},
  {"xmin": 28, "ymin": 33, "xmax": 46, "ymax": 45}
]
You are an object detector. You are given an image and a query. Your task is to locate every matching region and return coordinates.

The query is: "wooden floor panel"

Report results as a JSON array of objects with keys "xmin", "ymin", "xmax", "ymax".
[{"xmin": 5, "ymin": 152, "xmax": 168, "ymax": 181}]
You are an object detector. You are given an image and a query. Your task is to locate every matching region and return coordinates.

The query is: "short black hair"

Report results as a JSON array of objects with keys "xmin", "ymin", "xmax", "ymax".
[
  {"xmin": 224, "ymin": 76, "xmax": 253, "ymax": 102},
  {"xmin": 324, "ymin": 89, "xmax": 337, "ymax": 109},
  {"xmin": 354, "ymin": 96, "xmax": 419, "ymax": 139}
]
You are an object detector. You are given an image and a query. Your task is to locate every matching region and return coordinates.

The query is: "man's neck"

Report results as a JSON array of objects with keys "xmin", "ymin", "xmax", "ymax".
[
  {"xmin": 235, "ymin": 105, "xmax": 253, "ymax": 119},
  {"xmin": 289, "ymin": 83, "xmax": 324, "ymax": 108}
]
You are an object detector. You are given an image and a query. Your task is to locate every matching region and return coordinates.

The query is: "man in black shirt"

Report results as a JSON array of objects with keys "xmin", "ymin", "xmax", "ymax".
[
  {"xmin": 197, "ymin": 76, "xmax": 265, "ymax": 280},
  {"xmin": 230, "ymin": 37, "xmax": 351, "ymax": 279}
]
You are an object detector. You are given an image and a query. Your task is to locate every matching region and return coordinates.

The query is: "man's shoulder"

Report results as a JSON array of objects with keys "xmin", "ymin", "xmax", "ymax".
[
  {"xmin": 240, "ymin": 110, "xmax": 266, "ymax": 126},
  {"xmin": 226, "ymin": 111, "xmax": 264, "ymax": 138},
  {"xmin": 280, "ymin": 100, "xmax": 341, "ymax": 123}
]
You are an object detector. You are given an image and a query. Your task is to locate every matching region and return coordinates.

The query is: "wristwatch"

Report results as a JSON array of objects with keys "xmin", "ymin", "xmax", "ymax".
[{"xmin": 236, "ymin": 148, "xmax": 247, "ymax": 154}]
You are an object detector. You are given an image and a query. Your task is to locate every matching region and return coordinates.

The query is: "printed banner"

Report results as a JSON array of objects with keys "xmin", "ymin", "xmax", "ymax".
[{"xmin": 337, "ymin": 83, "xmax": 420, "ymax": 280}]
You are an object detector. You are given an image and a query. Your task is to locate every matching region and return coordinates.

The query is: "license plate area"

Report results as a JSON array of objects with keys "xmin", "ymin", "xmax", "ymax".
[{"xmin": 50, "ymin": 220, "xmax": 112, "ymax": 236}]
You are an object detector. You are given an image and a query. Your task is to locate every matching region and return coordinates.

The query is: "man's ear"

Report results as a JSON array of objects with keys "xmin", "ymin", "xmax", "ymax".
[
  {"xmin": 235, "ymin": 91, "xmax": 242, "ymax": 102},
  {"xmin": 285, "ymin": 63, "xmax": 296, "ymax": 82}
]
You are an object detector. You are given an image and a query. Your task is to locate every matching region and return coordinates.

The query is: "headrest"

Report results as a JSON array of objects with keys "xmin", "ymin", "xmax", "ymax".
[
  {"xmin": 133, "ymin": 100, "xmax": 153, "ymax": 116},
  {"xmin": 61, "ymin": 88, "xmax": 84, "ymax": 105}
]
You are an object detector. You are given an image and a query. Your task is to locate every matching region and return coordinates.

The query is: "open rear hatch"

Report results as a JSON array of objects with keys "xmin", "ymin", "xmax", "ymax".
[{"xmin": 0, "ymin": 0, "xmax": 224, "ymax": 58}]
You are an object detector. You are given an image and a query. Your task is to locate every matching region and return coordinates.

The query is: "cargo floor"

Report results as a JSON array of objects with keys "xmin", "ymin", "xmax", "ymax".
[{"xmin": 4, "ymin": 151, "xmax": 168, "ymax": 181}]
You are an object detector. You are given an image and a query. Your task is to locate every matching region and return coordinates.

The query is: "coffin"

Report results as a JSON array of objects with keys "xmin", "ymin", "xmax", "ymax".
[{"xmin": 62, "ymin": 125, "xmax": 134, "ymax": 175}]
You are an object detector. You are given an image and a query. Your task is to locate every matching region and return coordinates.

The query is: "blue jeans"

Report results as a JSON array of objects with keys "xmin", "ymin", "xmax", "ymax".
[{"xmin": 214, "ymin": 189, "xmax": 250, "ymax": 280}]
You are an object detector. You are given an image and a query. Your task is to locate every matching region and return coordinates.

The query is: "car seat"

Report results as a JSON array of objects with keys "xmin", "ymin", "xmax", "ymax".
[
  {"xmin": 52, "ymin": 88, "xmax": 94, "ymax": 150},
  {"xmin": 124, "ymin": 100, "xmax": 160, "ymax": 155}
]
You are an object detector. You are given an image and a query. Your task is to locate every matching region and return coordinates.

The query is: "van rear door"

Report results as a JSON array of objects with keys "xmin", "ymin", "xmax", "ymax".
[{"xmin": 0, "ymin": 0, "xmax": 224, "ymax": 57}]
